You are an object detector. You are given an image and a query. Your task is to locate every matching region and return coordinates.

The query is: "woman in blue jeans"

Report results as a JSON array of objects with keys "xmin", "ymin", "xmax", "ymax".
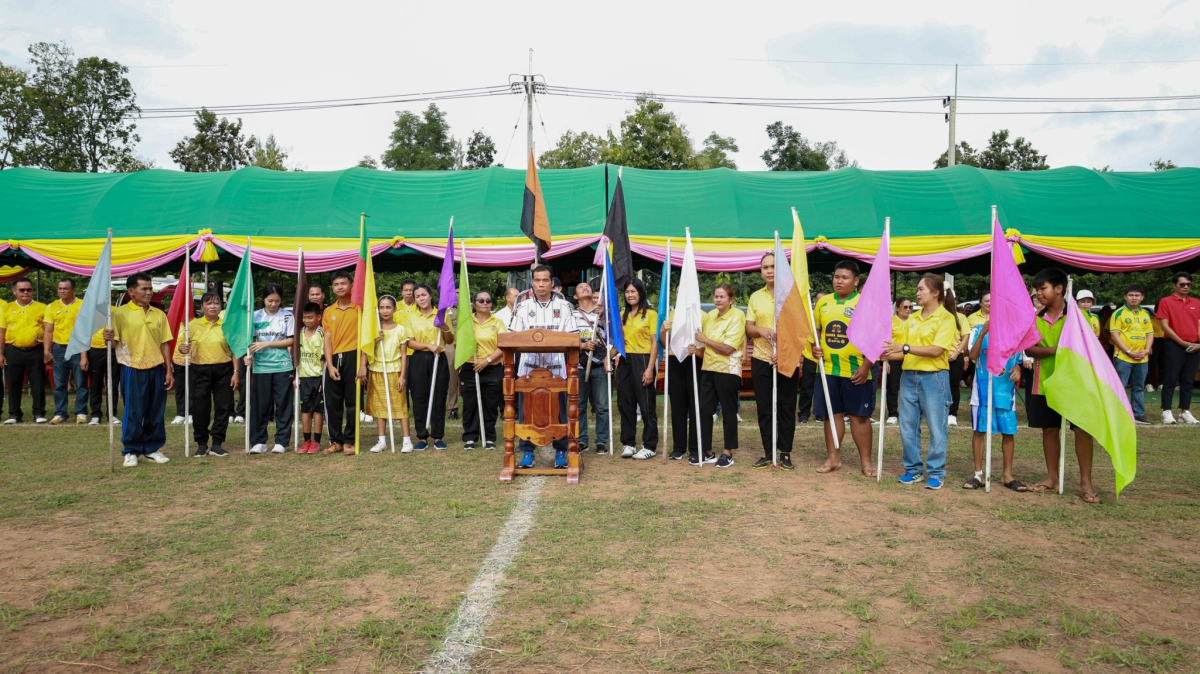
[{"xmin": 882, "ymin": 274, "xmax": 959, "ymax": 490}]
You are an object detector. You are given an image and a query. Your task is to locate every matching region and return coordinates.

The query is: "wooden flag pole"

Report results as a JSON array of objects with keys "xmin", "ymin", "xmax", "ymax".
[
  {"xmin": 107, "ymin": 229, "xmax": 115, "ymax": 473},
  {"xmin": 662, "ymin": 238, "xmax": 671, "ymax": 461}
]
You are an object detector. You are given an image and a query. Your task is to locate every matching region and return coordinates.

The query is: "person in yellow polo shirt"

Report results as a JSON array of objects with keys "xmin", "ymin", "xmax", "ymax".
[
  {"xmin": 694, "ymin": 283, "xmax": 745, "ymax": 468},
  {"xmin": 81, "ymin": 313, "xmax": 123, "ymax": 425},
  {"xmin": 885, "ymin": 297, "xmax": 913, "ymax": 424},
  {"xmin": 460, "ymin": 289, "xmax": 506, "ymax": 450},
  {"xmin": 615, "ymin": 278, "xmax": 659, "ymax": 459},
  {"xmin": 882, "ymin": 274, "xmax": 958, "ymax": 490},
  {"xmin": 1, "ymin": 277, "xmax": 48, "ymax": 424},
  {"xmin": 1109, "ymin": 284, "xmax": 1154, "ymax": 424},
  {"xmin": 322, "ymin": 270, "xmax": 363, "ymax": 454},
  {"xmin": 745, "ymin": 252, "xmax": 801, "ymax": 470},
  {"xmin": 43, "ymin": 278, "xmax": 88, "ymax": 424},
  {"xmin": 103, "ymin": 273, "xmax": 175, "ymax": 467},
  {"xmin": 177, "ymin": 291, "xmax": 237, "ymax": 456}
]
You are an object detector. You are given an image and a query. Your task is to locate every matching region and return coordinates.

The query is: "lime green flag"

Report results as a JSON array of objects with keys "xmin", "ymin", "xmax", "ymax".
[
  {"xmin": 454, "ymin": 244, "xmax": 476, "ymax": 369},
  {"xmin": 224, "ymin": 242, "xmax": 254, "ymax": 358}
]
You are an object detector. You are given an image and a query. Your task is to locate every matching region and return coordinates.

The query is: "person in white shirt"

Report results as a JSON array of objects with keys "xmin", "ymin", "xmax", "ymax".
[
  {"xmin": 509, "ymin": 266, "xmax": 579, "ymax": 469},
  {"xmin": 493, "ymin": 287, "xmax": 517, "ymax": 327}
]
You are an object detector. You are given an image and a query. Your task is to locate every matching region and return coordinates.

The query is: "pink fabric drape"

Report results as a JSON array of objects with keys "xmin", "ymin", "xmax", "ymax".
[{"xmin": 1014, "ymin": 239, "xmax": 1200, "ymax": 272}]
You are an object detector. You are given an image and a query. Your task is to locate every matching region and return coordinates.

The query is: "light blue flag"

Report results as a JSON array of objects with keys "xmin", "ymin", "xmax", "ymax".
[
  {"xmin": 603, "ymin": 247, "xmax": 626, "ymax": 358},
  {"xmin": 65, "ymin": 234, "xmax": 112, "ymax": 360},
  {"xmin": 655, "ymin": 247, "xmax": 670, "ymax": 361}
]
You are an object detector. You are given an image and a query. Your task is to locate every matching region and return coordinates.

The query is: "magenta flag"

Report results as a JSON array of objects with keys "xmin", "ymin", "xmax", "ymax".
[
  {"xmin": 987, "ymin": 216, "xmax": 1040, "ymax": 375},
  {"xmin": 847, "ymin": 223, "xmax": 892, "ymax": 364},
  {"xmin": 435, "ymin": 224, "xmax": 456, "ymax": 327}
]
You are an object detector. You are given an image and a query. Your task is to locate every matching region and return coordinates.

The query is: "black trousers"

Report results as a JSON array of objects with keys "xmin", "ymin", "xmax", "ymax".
[
  {"xmin": 947, "ymin": 356, "xmax": 965, "ymax": 416},
  {"xmin": 173, "ymin": 363, "xmax": 187, "ymax": 415},
  {"xmin": 616, "ymin": 352, "xmax": 658, "ymax": 450},
  {"xmin": 1162, "ymin": 340, "xmax": 1200, "ymax": 412},
  {"xmin": 700, "ymin": 370, "xmax": 740, "ymax": 453},
  {"xmin": 192, "ymin": 362, "xmax": 233, "ymax": 445},
  {"xmin": 4, "ymin": 345, "xmax": 45, "ymax": 421},
  {"xmin": 886, "ymin": 362, "xmax": 903, "ymax": 418},
  {"xmin": 234, "ymin": 370, "xmax": 246, "ymax": 417},
  {"xmin": 797, "ymin": 358, "xmax": 818, "ymax": 422},
  {"xmin": 750, "ymin": 358, "xmax": 799, "ymax": 458},
  {"xmin": 460, "ymin": 363, "xmax": 503, "ymax": 443},
  {"xmin": 666, "ymin": 355, "xmax": 701, "ymax": 454},
  {"xmin": 87, "ymin": 347, "xmax": 122, "ymax": 420},
  {"xmin": 250, "ymin": 370, "xmax": 294, "ymax": 447},
  {"xmin": 408, "ymin": 350, "xmax": 449, "ymax": 440},
  {"xmin": 323, "ymin": 351, "xmax": 358, "ymax": 445}
]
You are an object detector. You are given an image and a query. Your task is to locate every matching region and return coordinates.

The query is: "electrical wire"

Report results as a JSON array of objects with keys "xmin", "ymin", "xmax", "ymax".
[{"xmin": 736, "ymin": 57, "xmax": 1200, "ymax": 67}]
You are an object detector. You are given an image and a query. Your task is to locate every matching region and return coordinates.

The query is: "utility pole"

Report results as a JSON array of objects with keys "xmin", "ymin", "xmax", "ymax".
[
  {"xmin": 943, "ymin": 64, "xmax": 958, "ymax": 167},
  {"xmin": 526, "ymin": 48, "xmax": 534, "ymax": 158}
]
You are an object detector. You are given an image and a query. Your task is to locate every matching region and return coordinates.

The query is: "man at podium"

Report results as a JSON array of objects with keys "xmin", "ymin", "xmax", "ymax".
[{"xmin": 509, "ymin": 265, "xmax": 580, "ymax": 468}]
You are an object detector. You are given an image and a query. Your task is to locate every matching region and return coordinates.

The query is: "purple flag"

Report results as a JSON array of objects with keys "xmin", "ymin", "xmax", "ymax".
[
  {"xmin": 435, "ymin": 224, "xmax": 456, "ymax": 327},
  {"xmin": 987, "ymin": 216, "xmax": 1040, "ymax": 375},
  {"xmin": 847, "ymin": 224, "xmax": 892, "ymax": 364}
]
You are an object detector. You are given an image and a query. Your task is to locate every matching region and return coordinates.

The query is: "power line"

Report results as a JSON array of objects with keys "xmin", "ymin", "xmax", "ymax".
[{"xmin": 737, "ymin": 57, "xmax": 1200, "ymax": 67}]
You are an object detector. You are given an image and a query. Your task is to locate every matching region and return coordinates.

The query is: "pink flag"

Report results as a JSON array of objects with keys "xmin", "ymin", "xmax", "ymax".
[
  {"xmin": 847, "ymin": 223, "xmax": 892, "ymax": 363},
  {"xmin": 987, "ymin": 216, "xmax": 1040, "ymax": 375}
]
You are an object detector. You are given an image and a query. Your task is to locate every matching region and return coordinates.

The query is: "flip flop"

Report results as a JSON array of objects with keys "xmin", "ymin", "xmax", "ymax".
[
  {"xmin": 962, "ymin": 476, "xmax": 983, "ymax": 490},
  {"xmin": 1028, "ymin": 483, "xmax": 1054, "ymax": 493},
  {"xmin": 1079, "ymin": 490, "xmax": 1101, "ymax": 504},
  {"xmin": 1004, "ymin": 479, "xmax": 1031, "ymax": 493},
  {"xmin": 816, "ymin": 464, "xmax": 842, "ymax": 474}
]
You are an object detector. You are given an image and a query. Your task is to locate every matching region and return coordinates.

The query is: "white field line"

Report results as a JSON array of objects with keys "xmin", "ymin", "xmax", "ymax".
[{"xmin": 423, "ymin": 476, "xmax": 545, "ymax": 674}]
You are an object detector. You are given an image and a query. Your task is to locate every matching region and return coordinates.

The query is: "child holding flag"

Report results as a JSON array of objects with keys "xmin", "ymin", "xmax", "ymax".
[
  {"xmin": 296, "ymin": 303, "xmax": 325, "ymax": 453},
  {"xmin": 360, "ymin": 295, "xmax": 411, "ymax": 453},
  {"xmin": 963, "ymin": 321, "xmax": 1028, "ymax": 491}
]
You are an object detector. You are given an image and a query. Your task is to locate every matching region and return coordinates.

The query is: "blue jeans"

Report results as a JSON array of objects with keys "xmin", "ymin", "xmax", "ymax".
[
  {"xmin": 121, "ymin": 365, "xmax": 167, "ymax": 455},
  {"xmin": 1113, "ymin": 359, "xmax": 1147, "ymax": 418},
  {"xmin": 899, "ymin": 370, "xmax": 950, "ymax": 480},
  {"xmin": 577, "ymin": 367, "xmax": 610, "ymax": 447},
  {"xmin": 52, "ymin": 344, "xmax": 87, "ymax": 419}
]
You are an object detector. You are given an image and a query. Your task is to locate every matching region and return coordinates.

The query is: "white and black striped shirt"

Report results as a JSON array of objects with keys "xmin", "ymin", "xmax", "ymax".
[{"xmin": 508, "ymin": 295, "xmax": 580, "ymax": 376}]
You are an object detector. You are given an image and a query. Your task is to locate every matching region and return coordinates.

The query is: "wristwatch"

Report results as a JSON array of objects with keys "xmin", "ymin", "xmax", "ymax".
[{"xmin": 902, "ymin": 344, "xmax": 911, "ymax": 355}]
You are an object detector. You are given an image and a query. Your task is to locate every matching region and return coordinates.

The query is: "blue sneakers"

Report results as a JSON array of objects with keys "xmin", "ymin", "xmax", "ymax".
[
  {"xmin": 554, "ymin": 449, "xmax": 568, "ymax": 468},
  {"xmin": 897, "ymin": 471, "xmax": 925, "ymax": 485},
  {"xmin": 517, "ymin": 450, "xmax": 535, "ymax": 468},
  {"xmin": 925, "ymin": 476, "xmax": 943, "ymax": 490},
  {"xmin": 413, "ymin": 440, "xmax": 428, "ymax": 451},
  {"xmin": 433, "ymin": 440, "xmax": 448, "ymax": 450}
]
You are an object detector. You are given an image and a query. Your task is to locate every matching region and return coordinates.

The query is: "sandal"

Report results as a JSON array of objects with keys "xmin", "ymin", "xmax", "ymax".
[
  {"xmin": 962, "ymin": 476, "xmax": 983, "ymax": 490},
  {"xmin": 816, "ymin": 464, "xmax": 842, "ymax": 474},
  {"xmin": 1079, "ymin": 490, "xmax": 1101, "ymax": 504},
  {"xmin": 1004, "ymin": 479, "xmax": 1031, "ymax": 493},
  {"xmin": 1028, "ymin": 483, "xmax": 1054, "ymax": 493}
]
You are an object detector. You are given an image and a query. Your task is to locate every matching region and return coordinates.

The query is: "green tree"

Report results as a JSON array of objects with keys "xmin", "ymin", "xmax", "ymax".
[
  {"xmin": 170, "ymin": 108, "xmax": 256, "ymax": 172},
  {"xmin": 356, "ymin": 155, "xmax": 378, "ymax": 169},
  {"xmin": 21, "ymin": 42, "xmax": 142, "ymax": 172},
  {"xmin": 693, "ymin": 132, "xmax": 738, "ymax": 170},
  {"xmin": 111, "ymin": 154, "xmax": 155, "ymax": 172},
  {"xmin": 762, "ymin": 122, "xmax": 853, "ymax": 171},
  {"xmin": 0, "ymin": 62, "xmax": 34, "ymax": 169},
  {"xmin": 381, "ymin": 103, "xmax": 458, "ymax": 170},
  {"xmin": 601, "ymin": 96, "xmax": 695, "ymax": 170},
  {"xmin": 537, "ymin": 130, "xmax": 605, "ymax": 169},
  {"xmin": 250, "ymin": 133, "xmax": 289, "ymax": 171},
  {"xmin": 934, "ymin": 130, "xmax": 1048, "ymax": 170},
  {"xmin": 1151, "ymin": 158, "xmax": 1177, "ymax": 171},
  {"xmin": 463, "ymin": 130, "xmax": 496, "ymax": 169}
]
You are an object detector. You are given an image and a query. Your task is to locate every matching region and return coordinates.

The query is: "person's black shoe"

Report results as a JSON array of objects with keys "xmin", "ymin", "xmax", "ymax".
[
  {"xmin": 1134, "ymin": 415, "xmax": 1151, "ymax": 425},
  {"xmin": 464, "ymin": 441, "xmax": 476, "ymax": 451},
  {"xmin": 715, "ymin": 453, "xmax": 735, "ymax": 469},
  {"xmin": 577, "ymin": 442, "xmax": 589, "ymax": 453},
  {"xmin": 690, "ymin": 452, "xmax": 717, "ymax": 466},
  {"xmin": 780, "ymin": 454, "xmax": 794, "ymax": 471},
  {"xmin": 669, "ymin": 449, "xmax": 687, "ymax": 460},
  {"xmin": 209, "ymin": 444, "xmax": 229, "ymax": 457},
  {"xmin": 595, "ymin": 443, "xmax": 610, "ymax": 455},
  {"xmin": 194, "ymin": 445, "xmax": 209, "ymax": 457},
  {"xmin": 485, "ymin": 441, "xmax": 496, "ymax": 450},
  {"xmin": 448, "ymin": 409, "xmax": 458, "ymax": 420},
  {"xmin": 752, "ymin": 457, "xmax": 772, "ymax": 469}
]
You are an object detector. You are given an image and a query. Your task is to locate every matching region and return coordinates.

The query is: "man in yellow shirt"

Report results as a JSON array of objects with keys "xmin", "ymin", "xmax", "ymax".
[
  {"xmin": 43, "ymin": 278, "xmax": 88, "ymax": 424},
  {"xmin": 1, "ymin": 277, "xmax": 49, "ymax": 424},
  {"xmin": 1109, "ymin": 284, "xmax": 1153, "ymax": 425},
  {"xmin": 103, "ymin": 273, "xmax": 175, "ymax": 467}
]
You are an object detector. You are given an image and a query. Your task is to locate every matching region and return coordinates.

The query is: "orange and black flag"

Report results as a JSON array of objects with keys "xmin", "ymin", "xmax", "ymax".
[{"xmin": 521, "ymin": 149, "xmax": 551, "ymax": 257}]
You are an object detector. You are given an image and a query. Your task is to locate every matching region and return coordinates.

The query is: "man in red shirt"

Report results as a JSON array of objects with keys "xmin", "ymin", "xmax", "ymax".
[{"xmin": 1156, "ymin": 272, "xmax": 1200, "ymax": 425}]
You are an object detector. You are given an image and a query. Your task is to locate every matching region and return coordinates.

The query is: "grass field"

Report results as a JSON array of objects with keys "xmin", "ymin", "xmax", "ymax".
[{"xmin": 1, "ymin": 396, "xmax": 1199, "ymax": 673}]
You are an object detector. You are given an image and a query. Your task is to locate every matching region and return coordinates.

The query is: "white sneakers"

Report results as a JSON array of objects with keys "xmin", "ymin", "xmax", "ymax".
[
  {"xmin": 1163, "ymin": 410, "xmax": 1177, "ymax": 425},
  {"xmin": 947, "ymin": 416, "xmax": 958, "ymax": 426},
  {"xmin": 249, "ymin": 444, "xmax": 267, "ymax": 454},
  {"xmin": 886, "ymin": 416, "xmax": 898, "ymax": 425},
  {"xmin": 1181, "ymin": 410, "xmax": 1200, "ymax": 424},
  {"xmin": 633, "ymin": 448, "xmax": 656, "ymax": 460},
  {"xmin": 35, "ymin": 417, "xmax": 47, "ymax": 424},
  {"xmin": 233, "ymin": 416, "xmax": 244, "ymax": 424},
  {"xmin": 1145, "ymin": 384, "xmax": 1155, "ymax": 393},
  {"xmin": 50, "ymin": 416, "xmax": 65, "ymax": 425},
  {"xmin": 146, "ymin": 451, "xmax": 170, "ymax": 464},
  {"xmin": 271, "ymin": 444, "xmax": 287, "ymax": 454},
  {"xmin": 621, "ymin": 445, "xmax": 637, "ymax": 458},
  {"xmin": 123, "ymin": 454, "xmax": 138, "ymax": 467},
  {"xmin": 359, "ymin": 412, "xmax": 374, "ymax": 422},
  {"xmin": 89, "ymin": 417, "xmax": 100, "ymax": 426},
  {"xmin": 369, "ymin": 438, "xmax": 387, "ymax": 453},
  {"xmin": 170, "ymin": 416, "xmax": 185, "ymax": 425},
  {"xmin": 2, "ymin": 419, "xmax": 14, "ymax": 425},
  {"xmin": 401, "ymin": 438, "xmax": 414, "ymax": 453},
  {"xmin": 76, "ymin": 414, "xmax": 88, "ymax": 424}
]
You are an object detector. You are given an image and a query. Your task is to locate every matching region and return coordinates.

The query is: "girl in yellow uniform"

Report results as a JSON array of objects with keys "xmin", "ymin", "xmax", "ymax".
[
  {"xmin": 360, "ymin": 295, "xmax": 410, "ymax": 453},
  {"xmin": 615, "ymin": 279, "xmax": 659, "ymax": 459},
  {"xmin": 177, "ymin": 291, "xmax": 238, "ymax": 457},
  {"xmin": 460, "ymin": 290, "xmax": 506, "ymax": 450},
  {"xmin": 693, "ymin": 284, "xmax": 745, "ymax": 469},
  {"xmin": 405, "ymin": 284, "xmax": 455, "ymax": 450}
]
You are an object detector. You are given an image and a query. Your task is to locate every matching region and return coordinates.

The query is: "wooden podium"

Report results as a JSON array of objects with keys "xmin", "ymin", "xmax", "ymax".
[{"xmin": 498, "ymin": 329, "xmax": 581, "ymax": 484}]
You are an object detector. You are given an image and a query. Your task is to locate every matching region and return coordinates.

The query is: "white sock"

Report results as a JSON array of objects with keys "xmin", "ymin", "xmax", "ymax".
[{"xmin": 974, "ymin": 470, "xmax": 983, "ymax": 479}]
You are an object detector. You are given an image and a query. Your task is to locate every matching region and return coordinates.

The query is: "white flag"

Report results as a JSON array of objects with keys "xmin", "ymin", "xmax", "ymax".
[
  {"xmin": 65, "ymin": 234, "xmax": 112, "ymax": 360},
  {"xmin": 668, "ymin": 229, "xmax": 705, "ymax": 362}
]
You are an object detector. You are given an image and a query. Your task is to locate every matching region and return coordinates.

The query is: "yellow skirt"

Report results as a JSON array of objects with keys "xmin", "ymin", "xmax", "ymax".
[{"xmin": 366, "ymin": 371, "xmax": 409, "ymax": 419}]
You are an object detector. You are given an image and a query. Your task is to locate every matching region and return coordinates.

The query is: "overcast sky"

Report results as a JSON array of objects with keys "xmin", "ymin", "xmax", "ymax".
[{"xmin": 2, "ymin": 0, "xmax": 1198, "ymax": 172}]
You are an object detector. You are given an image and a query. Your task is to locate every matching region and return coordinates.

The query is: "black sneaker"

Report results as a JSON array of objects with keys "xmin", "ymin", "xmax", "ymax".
[
  {"xmin": 485, "ymin": 441, "xmax": 496, "ymax": 450},
  {"xmin": 752, "ymin": 457, "xmax": 772, "ymax": 469},
  {"xmin": 690, "ymin": 452, "xmax": 717, "ymax": 466},
  {"xmin": 780, "ymin": 454, "xmax": 795, "ymax": 471},
  {"xmin": 577, "ymin": 442, "xmax": 589, "ymax": 453},
  {"xmin": 1134, "ymin": 416, "xmax": 1151, "ymax": 425},
  {"xmin": 669, "ymin": 449, "xmax": 687, "ymax": 461},
  {"xmin": 448, "ymin": 409, "xmax": 458, "ymax": 420},
  {"xmin": 464, "ymin": 441, "xmax": 476, "ymax": 451},
  {"xmin": 716, "ymin": 453, "xmax": 735, "ymax": 469},
  {"xmin": 194, "ymin": 445, "xmax": 209, "ymax": 457},
  {"xmin": 595, "ymin": 443, "xmax": 610, "ymax": 455},
  {"xmin": 209, "ymin": 444, "xmax": 229, "ymax": 457}
]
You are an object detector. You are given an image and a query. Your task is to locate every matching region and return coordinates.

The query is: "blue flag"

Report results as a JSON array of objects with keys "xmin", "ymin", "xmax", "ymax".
[
  {"xmin": 655, "ymin": 245, "xmax": 670, "ymax": 361},
  {"xmin": 66, "ymin": 234, "xmax": 112, "ymax": 360},
  {"xmin": 602, "ymin": 246, "xmax": 626, "ymax": 358}
]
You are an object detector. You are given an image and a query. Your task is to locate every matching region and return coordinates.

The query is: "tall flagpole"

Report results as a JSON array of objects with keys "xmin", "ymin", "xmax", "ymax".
[
  {"xmin": 107, "ymin": 229, "xmax": 115, "ymax": 473},
  {"xmin": 245, "ymin": 237, "xmax": 253, "ymax": 454},
  {"xmin": 771, "ymin": 231, "xmax": 779, "ymax": 469},
  {"xmin": 427, "ymin": 331, "xmax": 442, "ymax": 433},
  {"xmin": 876, "ymin": 218, "xmax": 891, "ymax": 482},
  {"xmin": 662, "ymin": 238, "xmax": 671, "ymax": 461},
  {"xmin": 294, "ymin": 246, "xmax": 303, "ymax": 453},
  {"xmin": 603, "ymin": 247, "xmax": 615, "ymax": 458},
  {"xmin": 985, "ymin": 206, "xmax": 996, "ymax": 493},
  {"xmin": 354, "ymin": 215, "xmax": 365, "ymax": 455},
  {"xmin": 1059, "ymin": 276, "xmax": 1072, "ymax": 494},
  {"xmin": 184, "ymin": 243, "xmax": 191, "ymax": 459},
  {"xmin": 378, "ymin": 307, "xmax": 396, "ymax": 454},
  {"xmin": 464, "ymin": 240, "xmax": 487, "ymax": 449}
]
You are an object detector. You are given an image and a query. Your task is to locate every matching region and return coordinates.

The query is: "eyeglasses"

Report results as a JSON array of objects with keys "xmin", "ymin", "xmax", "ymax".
[
  {"xmin": 476, "ymin": 298, "xmax": 493, "ymax": 304},
  {"xmin": 1179, "ymin": 283, "xmax": 1192, "ymax": 288},
  {"xmin": 14, "ymin": 287, "xmax": 31, "ymax": 292}
]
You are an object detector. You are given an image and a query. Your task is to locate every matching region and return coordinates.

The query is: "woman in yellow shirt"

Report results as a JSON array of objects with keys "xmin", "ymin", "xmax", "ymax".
[
  {"xmin": 460, "ymin": 290, "xmax": 506, "ymax": 450},
  {"xmin": 693, "ymin": 283, "xmax": 745, "ymax": 469},
  {"xmin": 177, "ymin": 291, "xmax": 238, "ymax": 457},
  {"xmin": 614, "ymin": 279, "xmax": 659, "ymax": 459},
  {"xmin": 405, "ymin": 283, "xmax": 455, "ymax": 450}
]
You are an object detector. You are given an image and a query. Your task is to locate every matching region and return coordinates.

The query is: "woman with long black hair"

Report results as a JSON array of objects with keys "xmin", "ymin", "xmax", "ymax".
[
  {"xmin": 405, "ymin": 283, "xmax": 455, "ymax": 450},
  {"xmin": 459, "ymin": 290, "xmax": 506, "ymax": 450},
  {"xmin": 614, "ymin": 278, "xmax": 659, "ymax": 460},
  {"xmin": 246, "ymin": 283, "xmax": 295, "ymax": 454}
]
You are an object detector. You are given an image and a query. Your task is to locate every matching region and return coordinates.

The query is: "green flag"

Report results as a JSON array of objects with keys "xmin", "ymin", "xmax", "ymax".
[
  {"xmin": 224, "ymin": 242, "xmax": 254, "ymax": 358},
  {"xmin": 454, "ymin": 244, "xmax": 476, "ymax": 369}
]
